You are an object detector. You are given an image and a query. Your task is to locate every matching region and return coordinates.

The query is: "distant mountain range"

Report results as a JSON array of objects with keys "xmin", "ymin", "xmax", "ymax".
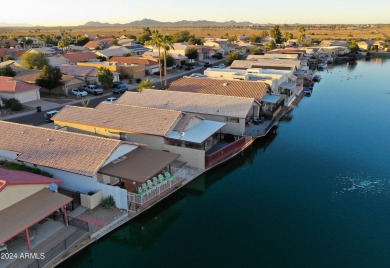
[{"xmin": 83, "ymin": 18, "xmax": 256, "ymax": 27}]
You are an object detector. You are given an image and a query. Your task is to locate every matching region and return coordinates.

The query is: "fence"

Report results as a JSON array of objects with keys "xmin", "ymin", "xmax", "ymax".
[
  {"xmin": 24, "ymin": 229, "xmax": 87, "ymax": 268},
  {"xmin": 128, "ymin": 165, "xmax": 187, "ymax": 207},
  {"xmin": 205, "ymin": 137, "xmax": 245, "ymax": 168}
]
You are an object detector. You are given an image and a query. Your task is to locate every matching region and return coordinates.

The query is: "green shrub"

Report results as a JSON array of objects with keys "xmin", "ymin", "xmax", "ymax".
[
  {"xmin": 101, "ymin": 195, "xmax": 116, "ymax": 208},
  {"xmin": 0, "ymin": 160, "xmax": 53, "ymax": 177},
  {"xmin": 135, "ymin": 78, "xmax": 142, "ymax": 83},
  {"xmin": 4, "ymin": 98, "xmax": 22, "ymax": 111}
]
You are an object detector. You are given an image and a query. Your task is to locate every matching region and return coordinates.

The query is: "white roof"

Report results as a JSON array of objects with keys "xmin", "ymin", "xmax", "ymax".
[
  {"xmin": 166, "ymin": 120, "xmax": 225, "ymax": 144},
  {"xmin": 117, "ymin": 90, "xmax": 259, "ymax": 118}
]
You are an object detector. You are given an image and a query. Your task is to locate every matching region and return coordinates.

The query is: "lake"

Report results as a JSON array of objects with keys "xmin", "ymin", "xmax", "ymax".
[{"xmin": 61, "ymin": 58, "xmax": 390, "ymax": 268}]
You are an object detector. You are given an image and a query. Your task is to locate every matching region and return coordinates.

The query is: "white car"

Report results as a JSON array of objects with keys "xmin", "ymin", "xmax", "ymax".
[
  {"xmin": 104, "ymin": 97, "xmax": 118, "ymax": 103},
  {"xmin": 71, "ymin": 88, "xmax": 88, "ymax": 97}
]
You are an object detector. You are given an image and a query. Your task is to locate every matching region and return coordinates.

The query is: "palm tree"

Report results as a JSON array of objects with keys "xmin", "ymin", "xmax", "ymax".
[
  {"xmin": 161, "ymin": 34, "xmax": 174, "ymax": 87},
  {"xmin": 150, "ymin": 31, "xmax": 163, "ymax": 84}
]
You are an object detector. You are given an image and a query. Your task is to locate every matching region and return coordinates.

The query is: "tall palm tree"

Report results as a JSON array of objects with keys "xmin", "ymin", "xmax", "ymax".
[
  {"xmin": 150, "ymin": 31, "xmax": 163, "ymax": 84},
  {"xmin": 161, "ymin": 34, "xmax": 174, "ymax": 87}
]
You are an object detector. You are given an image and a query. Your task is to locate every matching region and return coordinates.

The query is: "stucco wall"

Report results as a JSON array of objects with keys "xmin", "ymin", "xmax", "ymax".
[{"xmin": 162, "ymin": 144, "xmax": 205, "ymax": 169}]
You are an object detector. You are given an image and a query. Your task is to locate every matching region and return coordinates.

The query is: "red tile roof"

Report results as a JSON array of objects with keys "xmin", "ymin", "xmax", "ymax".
[
  {"xmin": 62, "ymin": 51, "xmax": 98, "ymax": 63},
  {"xmin": 0, "ymin": 39, "xmax": 19, "ymax": 47},
  {"xmin": 0, "ymin": 168, "xmax": 63, "ymax": 192},
  {"xmin": 168, "ymin": 77, "xmax": 269, "ymax": 100},
  {"xmin": 0, "ymin": 76, "xmax": 40, "ymax": 93},
  {"xmin": 109, "ymin": 56, "xmax": 159, "ymax": 66}
]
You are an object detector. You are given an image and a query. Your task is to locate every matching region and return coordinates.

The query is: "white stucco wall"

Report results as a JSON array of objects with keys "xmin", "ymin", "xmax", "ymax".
[{"xmin": 162, "ymin": 144, "xmax": 206, "ymax": 169}]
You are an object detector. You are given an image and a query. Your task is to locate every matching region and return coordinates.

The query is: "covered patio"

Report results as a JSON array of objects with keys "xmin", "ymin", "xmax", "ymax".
[{"xmin": 0, "ymin": 188, "xmax": 72, "ymax": 251}]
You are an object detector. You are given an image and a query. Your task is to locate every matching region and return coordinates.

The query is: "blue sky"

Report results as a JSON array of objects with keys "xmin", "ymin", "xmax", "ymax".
[{"xmin": 2, "ymin": 0, "xmax": 390, "ymax": 26}]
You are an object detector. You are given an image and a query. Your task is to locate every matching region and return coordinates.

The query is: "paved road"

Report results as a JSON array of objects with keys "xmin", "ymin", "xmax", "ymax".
[{"xmin": 6, "ymin": 60, "xmax": 226, "ymax": 126}]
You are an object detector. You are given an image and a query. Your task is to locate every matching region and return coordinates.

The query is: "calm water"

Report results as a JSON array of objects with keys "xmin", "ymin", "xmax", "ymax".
[{"xmin": 62, "ymin": 59, "xmax": 390, "ymax": 268}]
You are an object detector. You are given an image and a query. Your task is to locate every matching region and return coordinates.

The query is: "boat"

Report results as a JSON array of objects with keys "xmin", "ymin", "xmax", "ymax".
[
  {"xmin": 317, "ymin": 63, "xmax": 327, "ymax": 70},
  {"xmin": 313, "ymin": 74, "xmax": 322, "ymax": 82}
]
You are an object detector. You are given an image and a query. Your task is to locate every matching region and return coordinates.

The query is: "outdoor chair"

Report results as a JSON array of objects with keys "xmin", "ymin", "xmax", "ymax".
[
  {"xmin": 147, "ymin": 180, "xmax": 154, "ymax": 188},
  {"xmin": 153, "ymin": 177, "xmax": 159, "ymax": 185},
  {"xmin": 164, "ymin": 171, "xmax": 171, "ymax": 179},
  {"xmin": 142, "ymin": 183, "xmax": 148, "ymax": 191},
  {"xmin": 158, "ymin": 174, "xmax": 165, "ymax": 183},
  {"xmin": 0, "ymin": 244, "xmax": 7, "ymax": 253},
  {"xmin": 138, "ymin": 187, "xmax": 144, "ymax": 195}
]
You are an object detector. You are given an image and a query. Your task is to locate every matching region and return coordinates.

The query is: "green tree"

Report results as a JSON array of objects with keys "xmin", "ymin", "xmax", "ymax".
[
  {"xmin": 3, "ymin": 55, "xmax": 15, "ymax": 61},
  {"xmin": 188, "ymin": 37, "xmax": 203, "ymax": 45},
  {"xmin": 111, "ymin": 39, "xmax": 119, "ymax": 46},
  {"xmin": 97, "ymin": 67, "xmax": 114, "ymax": 89},
  {"xmin": 264, "ymin": 40, "xmax": 277, "ymax": 51},
  {"xmin": 20, "ymin": 52, "xmax": 49, "ymax": 70},
  {"xmin": 297, "ymin": 26, "xmax": 306, "ymax": 46},
  {"xmin": 76, "ymin": 36, "xmax": 90, "ymax": 46},
  {"xmin": 35, "ymin": 65, "xmax": 62, "ymax": 94},
  {"xmin": 249, "ymin": 34, "xmax": 262, "ymax": 44},
  {"xmin": 0, "ymin": 65, "xmax": 16, "ymax": 77},
  {"xmin": 283, "ymin": 32, "xmax": 294, "ymax": 41},
  {"xmin": 137, "ymin": 79, "xmax": 155, "ymax": 92},
  {"xmin": 185, "ymin": 47, "xmax": 198, "ymax": 60},
  {"xmin": 349, "ymin": 41, "xmax": 359, "ymax": 53},
  {"xmin": 161, "ymin": 35, "xmax": 174, "ymax": 86},
  {"xmin": 58, "ymin": 37, "xmax": 71, "ymax": 51},
  {"xmin": 148, "ymin": 31, "xmax": 164, "ymax": 84},
  {"xmin": 226, "ymin": 51, "xmax": 242, "ymax": 66},
  {"xmin": 172, "ymin": 31, "xmax": 193, "ymax": 43},
  {"xmin": 259, "ymin": 30, "xmax": 269, "ymax": 39},
  {"xmin": 136, "ymin": 27, "xmax": 152, "ymax": 44},
  {"xmin": 270, "ymin": 25, "xmax": 282, "ymax": 43},
  {"xmin": 24, "ymin": 39, "xmax": 33, "ymax": 48},
  {"xmin": 249, "ymin": 45, "xmax": 263, "ymax": 54}
]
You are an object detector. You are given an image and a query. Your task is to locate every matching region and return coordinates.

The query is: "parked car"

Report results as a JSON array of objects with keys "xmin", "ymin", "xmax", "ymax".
[
  {"xmin": 104, "ymin": 97, "xmax": 118, "ymax": 103},
  {"xmin": 212, "ymin": 53, "xmax": 223, "ymax": 59},
  {"xmin": 71, "ymin": 88, "xmax": 88, "ymax": 97},
  {"xmin": 44, "ymin": 110, "xmax": 59, "ymax": 122},
  {"xmin": 113, "ymin": 81, "xmax": 125, "ymax": 86},
  {"xmin": 83, "ymin": 85, "xmax": 104, "ymax": 95},
  {"xmin": 204, "ymin": 61, "xmax": 212, "ymax": 67},
  {"xmin": 112, "ymin": 84, "xmax": 128, "ymax": 94}
]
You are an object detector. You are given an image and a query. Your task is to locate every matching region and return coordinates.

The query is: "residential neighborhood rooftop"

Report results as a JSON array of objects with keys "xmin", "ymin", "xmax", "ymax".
[
  {"xmin": 0, "ymin": 76, "xmax": 40, "ymax": 93},
  {"xmin": 168, "ymin": 77, "xmax": 269, "ymax": 100},
  {"xmin": 0, "ymin": 121, "xmax": 128, "ymax": 177}
]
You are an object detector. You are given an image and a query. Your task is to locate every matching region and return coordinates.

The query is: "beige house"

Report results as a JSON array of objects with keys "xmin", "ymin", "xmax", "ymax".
[
  {"xmin": 0, "ymin": 76, "xmax": 40, "ymax": 103},
  {"xmin": 77, "ymin": 61, "xmax": 144, "ymax": 80},
  {"xmin": 117, "ymin": 90, "xmax": 261, "ymax": 136},
  {"xmin": 52, "ymin": 103, "xmax": 230, "ymax": 170}
]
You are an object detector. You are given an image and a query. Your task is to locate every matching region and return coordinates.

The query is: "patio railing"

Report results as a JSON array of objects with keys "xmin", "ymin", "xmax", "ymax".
[
  {"xmin": 205, "ymin": 136, "xmax": 245, "ymax": 168},
  {"xmin": 128, "ymin": 164, "xmax": 187, "ymax": 207}
]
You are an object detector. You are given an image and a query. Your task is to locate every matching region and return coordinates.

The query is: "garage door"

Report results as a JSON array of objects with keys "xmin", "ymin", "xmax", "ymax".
[{"xmin": 16, "ymin": 90, "xmax": 40, "ymax": 103}]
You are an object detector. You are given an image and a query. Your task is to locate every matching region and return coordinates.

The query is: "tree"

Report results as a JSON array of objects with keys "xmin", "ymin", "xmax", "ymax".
[
  {"xmin": 259, "ymin": 30, "xmax": 269, "ymax": 39},
  {"xmin": 20, "ymin": 52, "xmax": 49, "ymax": 70},
  {"xmin": 24, "ymin": 38, "xmax": 33, "ymax": 48},
  {"xmin": 3, "ymin": 55, "xmax": 15, "ymax": 61},
  {"xmin": 172, "ymin": 31, "xmax": 193, "ymax": 43},
  {"xmin": 249, "ymin": 34, "xmax": 262, "ymax": 44},
  {"xmin": 185, "ymin": 47, "xmax": 198, "ymax": 60},
  {"xmin": 111, "ymin": 39, "xmax": 119, "ymax": 46},
  {"xmin": 161, "ymin": 35, "xmax": 174, "ymax": 87},
  {"xmin": 76, "ymin": 36, "xmax": 90, "ymax": 46},
  {"xmin": 283, "ymin": 32, "xmax": 294, "ymax": 42},
  {"xmin": 58, "ymin": 37, "xmax": 71, "ymax": 51},
  {"xmin": 149, "ymin": 31, "xmax": 163, "ymax": 84},
  {"xmin": 137, "ymin": 79, "xmax": 155, "ymax": 92},
  {"xmin": 97, "ymin": 67, "xmax": 114, "ymax": 89},
  {"xmin": 0, "ymin": 65, "xmax": 16, "ymax": 77},
  {"xmin": 35, "ymin": 65, "xmax": 62, "ymax": 94},
  {"xmin": 188, "ymin": 37, "xmax": 203, "ymax": 45},
  {"xmin": 136, "ymin": 27, "xmax": 152, "ymax": 44},
  {"xmin": 264, "ymin": 40, "xmax": 277, "ymax": 51},
  {"xmin": 349, "ymin": 41, "xmax": 359, "ymax": 53},
  {"xmin": 270, "ymin": 25, "xmax": 282, "ymax": 43},
  {"xmin": 226, "ymin": 51, "xmax": 242, "ymax": 66},
  {"xmin": 297, "ymin": 26, "xmax": 306, "ymax": 46},
  {"xmin": 250, "ymin": 45, "xmax": 263, "ymax": 54}
]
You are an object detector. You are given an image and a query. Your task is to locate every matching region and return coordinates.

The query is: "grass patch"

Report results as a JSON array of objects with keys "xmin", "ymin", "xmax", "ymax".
[{"xmin": 0, "ymin": 160, "xmax": 53, "ymax": 177}]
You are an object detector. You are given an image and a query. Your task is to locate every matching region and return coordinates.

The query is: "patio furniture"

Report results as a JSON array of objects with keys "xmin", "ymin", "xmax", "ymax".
[
  {"xmin": 138, "ymin": 187, "xmax": 144, "ymax": 195},
  {"xmin": 147, "ymin": 180, "xmax": 154, "ymax": 188},
  {"xmin": 164, "ymin": 171, "xmax": 171, "ymax": 179},
  {"xmin": 142, "ymin": 183, "xmax": 148, "ymax": 191},
  {"xmin": 0, "ymin": 243, "xmax": 7, "ymax": 253},
  {"xmin": 153, "ymin": 177, "xmax": 159, "ymax": 185},
  {"xmin": 158, "ymin": 174, "xmax": 165, "ymax": 183}
]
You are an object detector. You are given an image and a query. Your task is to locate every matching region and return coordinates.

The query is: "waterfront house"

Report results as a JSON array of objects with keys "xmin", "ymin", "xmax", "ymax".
[
  {"xmin": 231, "ymin": 58, "xmax": 301, "ymax": 71},
  {"xmin": 0, "ymin": 168, "xmax": 71, "ymax": 250},
  {"xmin": 52, "ymin": 104, "xmax": 227, "ymax": 170},
  {"xmin": 0, "ymin": 76, "xmax": 40, "ymax": 103},
  {"xmin": 116, "ymin": 89, "xmax": 262, "ymax": 136},
  {"xmin": 0, "ymin": 121, "xmax": 149, "ymax": 210}
]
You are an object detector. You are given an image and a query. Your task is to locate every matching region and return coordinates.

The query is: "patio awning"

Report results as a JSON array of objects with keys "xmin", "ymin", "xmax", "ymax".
[
  {"xmin": 279, "ymin": 82, "xmax": 296, "ymax": 90},
  {"xmin": 262, "ymin": 94, "xmax": 282, "ymax": 104},
  {"xmin": 0, "ymin": 188, "xmax": 72, "ymax": 244},
  {"xmin": 166, "ymin": 120, "xmax": 226, "ymax": 144},
  {"xmin": 98, "ymin": 147, "xmax": 180, "ymax": 184}
]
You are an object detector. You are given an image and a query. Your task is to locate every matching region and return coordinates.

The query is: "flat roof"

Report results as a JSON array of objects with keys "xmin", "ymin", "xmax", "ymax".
[
  {"xmin": 167, "ymin": 120, "xmax": 225, "ymax": 144},
  {"xmin": 0, "ymin": 188, "xmax": 72, "ymax": 244},
  {"xmin": 262, "ymin": 94, "xmax": 282, "ymax": 104},
  {"xmin": 98, "ymin": 147, "xmax": 180, "ymax": 184},
  {"xmin": 279, "ymin": 82, "xmax": 296, "ymax": 90}
]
